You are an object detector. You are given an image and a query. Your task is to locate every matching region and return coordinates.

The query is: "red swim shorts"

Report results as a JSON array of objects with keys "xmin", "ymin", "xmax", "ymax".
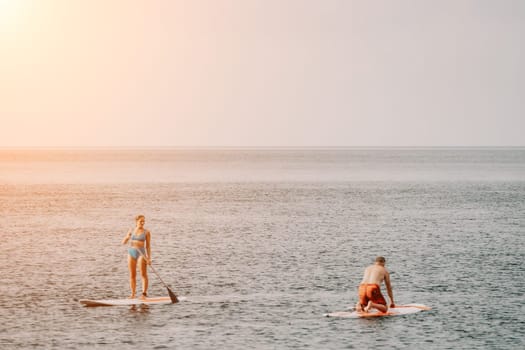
[{"xmin": 358, "ymin": 283, "xmax": 387, "ymax": 306}]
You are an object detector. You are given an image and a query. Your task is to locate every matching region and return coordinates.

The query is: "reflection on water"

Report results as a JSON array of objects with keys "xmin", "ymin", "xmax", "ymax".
[
  {"xmin": 129, "ymin": 304, "xmax": 150, "ymax": 314},
  {"xmin": 1, "ymin": 149, "xmax": 524, "ymax": 349}
]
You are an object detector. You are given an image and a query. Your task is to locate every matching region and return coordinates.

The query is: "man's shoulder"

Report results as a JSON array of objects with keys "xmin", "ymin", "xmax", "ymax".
[{"xmin": 373, "ymin": 265, "xmax": 388, "ymax": 275}]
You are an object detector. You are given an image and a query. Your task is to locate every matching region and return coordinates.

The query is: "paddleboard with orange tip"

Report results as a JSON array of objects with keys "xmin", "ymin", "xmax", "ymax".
[{"xmin": 324, "ymin": 304, "xmax": 431, "ymax": 318}]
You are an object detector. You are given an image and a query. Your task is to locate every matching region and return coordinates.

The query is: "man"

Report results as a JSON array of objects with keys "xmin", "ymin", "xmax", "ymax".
[{"xmin": 356, "ymin": 256, "xmax": 395, "ymax": 313}]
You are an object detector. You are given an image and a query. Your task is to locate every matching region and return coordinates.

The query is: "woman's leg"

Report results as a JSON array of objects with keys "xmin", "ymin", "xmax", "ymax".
[
  {"xmin": 139, "ymin": 256, "xmax": 148, "ymax": 298},
  {"xmin": 128, "ymin": 255, "xmax": 137, "ymax": 298}
]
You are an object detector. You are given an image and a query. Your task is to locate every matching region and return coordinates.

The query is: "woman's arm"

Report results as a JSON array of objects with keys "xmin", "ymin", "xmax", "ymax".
[
  {"xmin": 145, "ymin": 231, "xmax": 151, "ymax": 264},
  {"xmin": 122, "ymin": 229, "xmax": 132, "ymax": 244}
]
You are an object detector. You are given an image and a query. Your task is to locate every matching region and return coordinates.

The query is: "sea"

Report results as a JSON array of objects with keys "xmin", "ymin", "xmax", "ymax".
[{"xmin": 0, "ymin": 148, "xmax": 523, "ymax": 349}]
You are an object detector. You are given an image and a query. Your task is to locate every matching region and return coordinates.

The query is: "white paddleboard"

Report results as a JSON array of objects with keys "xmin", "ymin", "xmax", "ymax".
[
  {"xmin": 324, "ymin": 304, "xmax": 431, "ymax": 318},
  {"xmin": 80, "ymin": 296, "xmax": 186, "ymax": 307}
]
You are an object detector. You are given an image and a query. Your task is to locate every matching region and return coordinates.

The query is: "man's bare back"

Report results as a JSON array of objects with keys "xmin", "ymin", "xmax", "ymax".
[{"xmin": 361, "ymin": 263, "xmax": 388, "ymax": 285}]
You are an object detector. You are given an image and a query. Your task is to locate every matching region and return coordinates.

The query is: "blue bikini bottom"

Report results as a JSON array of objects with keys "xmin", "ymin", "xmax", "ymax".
[{"xmin": 128, "ymin": 247, "xmax": 146, "ymax": 260}]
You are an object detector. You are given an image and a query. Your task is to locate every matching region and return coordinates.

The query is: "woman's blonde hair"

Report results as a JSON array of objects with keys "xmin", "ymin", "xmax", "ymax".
[{"xmin": 135, "ymin": 214, "xmax": 145, "ymax": 222}]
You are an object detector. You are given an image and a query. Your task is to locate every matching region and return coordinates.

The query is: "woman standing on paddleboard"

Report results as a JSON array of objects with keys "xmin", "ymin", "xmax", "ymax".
[{"xmin": 122, "ymin": 215, "xmax": 151, "ymax": 299}]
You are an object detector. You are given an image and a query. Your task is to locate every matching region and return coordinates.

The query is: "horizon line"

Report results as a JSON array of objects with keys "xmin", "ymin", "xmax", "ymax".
[{"xmin": 1, "ymin": 146, "xmax": 524, "ymax": 151}]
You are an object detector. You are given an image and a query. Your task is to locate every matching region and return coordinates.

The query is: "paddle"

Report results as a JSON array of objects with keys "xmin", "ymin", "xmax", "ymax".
[{"xmin": 137, "ymin": 250, "xmax": 179, "ymax": 303}]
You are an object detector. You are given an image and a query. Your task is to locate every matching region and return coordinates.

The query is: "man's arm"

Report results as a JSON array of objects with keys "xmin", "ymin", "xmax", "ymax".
[{"xmin": 384, "ymin": 270, "xmax": 395, "ymax": 307}]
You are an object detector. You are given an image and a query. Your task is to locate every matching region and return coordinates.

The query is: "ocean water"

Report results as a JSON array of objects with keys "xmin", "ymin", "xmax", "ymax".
[{"xmin": 0, "ymin": 148, "xmax": 524, "ymax": 349}]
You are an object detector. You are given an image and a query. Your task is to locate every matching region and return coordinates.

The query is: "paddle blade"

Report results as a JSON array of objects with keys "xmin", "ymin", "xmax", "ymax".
[{"xmin": 167, "ymin": 287, "xmax": 179, "ymax": 303}]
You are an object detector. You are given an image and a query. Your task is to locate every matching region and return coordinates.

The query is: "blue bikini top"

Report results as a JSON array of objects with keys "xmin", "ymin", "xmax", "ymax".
[{"xmin": 131, "ymin": 229, "xmax": 146, "ymax": 242}]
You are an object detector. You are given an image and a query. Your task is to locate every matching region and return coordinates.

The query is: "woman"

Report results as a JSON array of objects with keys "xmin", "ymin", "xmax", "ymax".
[{"xmin": 122, "ymin": 215, "xmax": 151, "ymax": 299}]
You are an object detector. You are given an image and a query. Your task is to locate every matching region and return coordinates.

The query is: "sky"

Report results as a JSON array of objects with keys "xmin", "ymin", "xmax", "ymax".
[{"xmin": 0, "ymin": 0, "xmax": 524, "ymax": 147}]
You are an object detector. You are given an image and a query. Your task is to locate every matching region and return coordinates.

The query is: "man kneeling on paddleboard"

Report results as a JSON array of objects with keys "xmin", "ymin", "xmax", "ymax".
[{"xmin": 356, "ymin": 256, "xmax": 395, "ymax": 313}]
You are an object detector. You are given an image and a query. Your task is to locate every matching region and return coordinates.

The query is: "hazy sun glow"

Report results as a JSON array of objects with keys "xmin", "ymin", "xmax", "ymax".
[
  {"xmin": 0, "ymin": 0, "xmax": 23, "ymax": 31},
  {"xmin": 0, "ymin": 1, "xmax": 524, "ymax": 147},
  {"xmin": 0, "ymin": 0, "xmax": 17, "ymax": 17}
]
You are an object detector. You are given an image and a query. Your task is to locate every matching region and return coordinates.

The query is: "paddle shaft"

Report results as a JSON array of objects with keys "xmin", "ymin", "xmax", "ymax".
[
  {"xmin": 135, "ymin": 248, "xmax": 179, "ymax": 303},
  {"xmin": 148, "ymin": 264, "xmax": 168, "ymax": 289}
]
